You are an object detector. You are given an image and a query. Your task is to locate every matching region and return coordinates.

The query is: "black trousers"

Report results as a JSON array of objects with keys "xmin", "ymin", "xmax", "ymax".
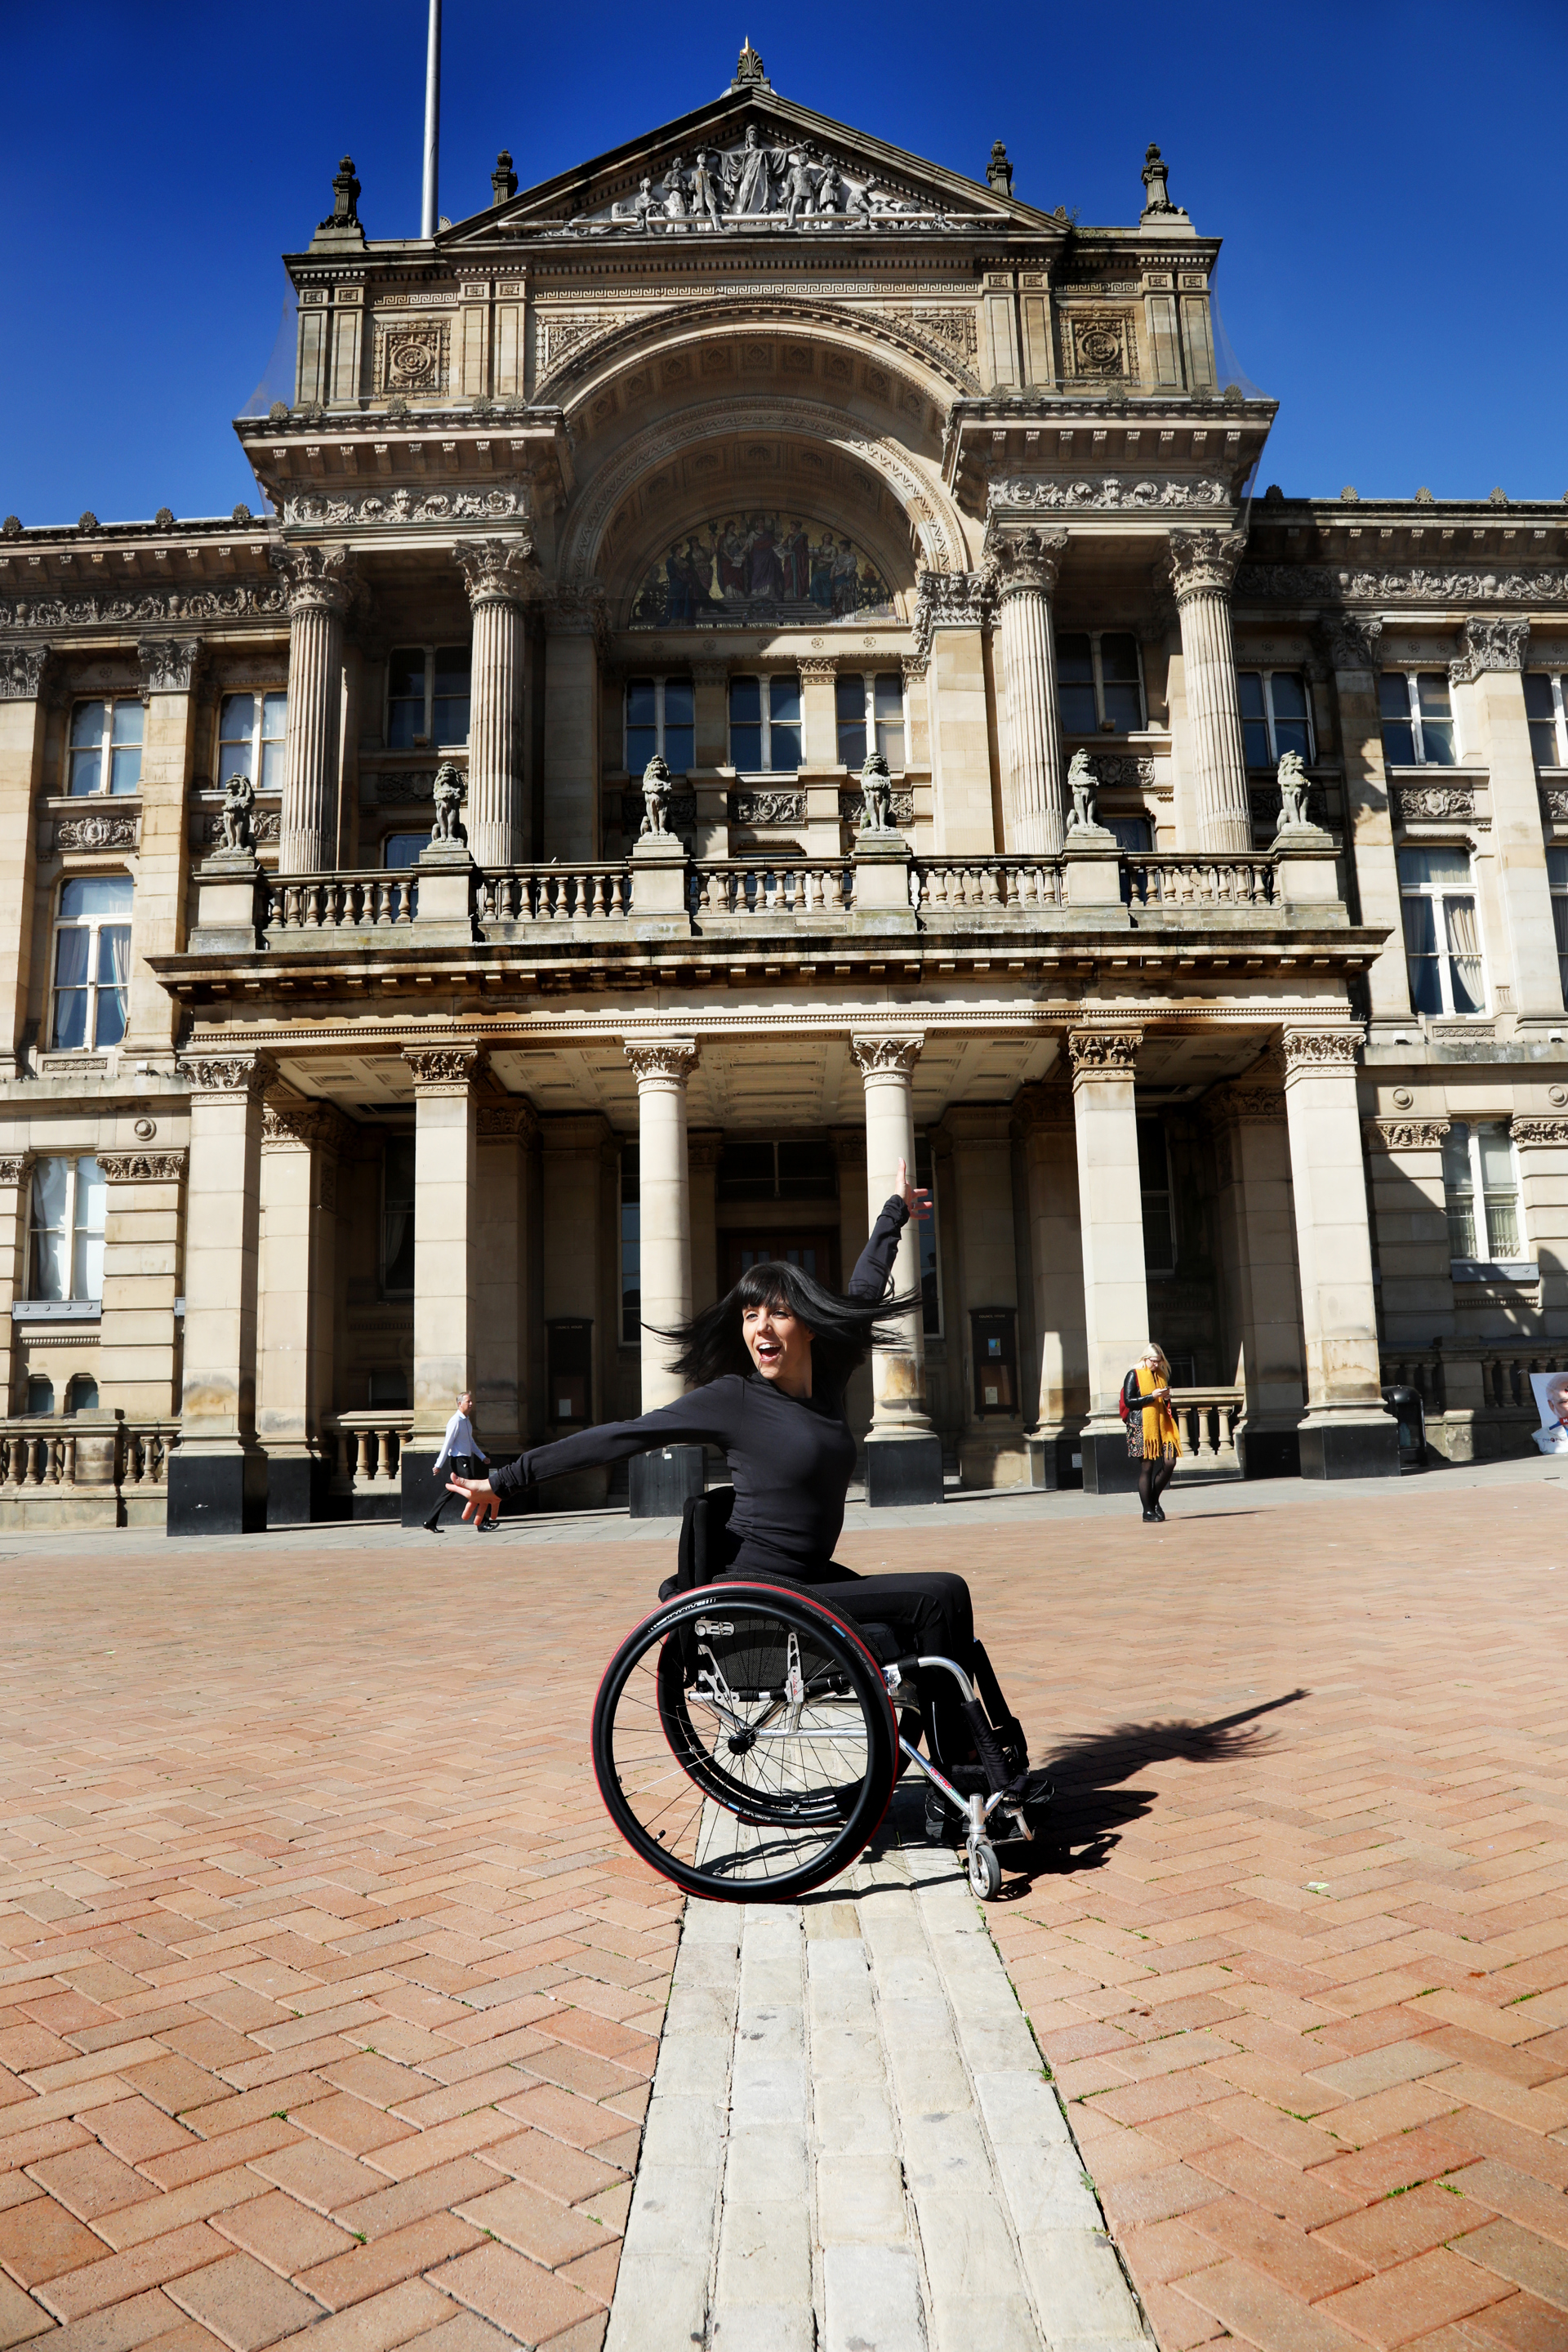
[{"xmin": 425, "ymin": 1454, "xmax": 482, "ymax": 1529}]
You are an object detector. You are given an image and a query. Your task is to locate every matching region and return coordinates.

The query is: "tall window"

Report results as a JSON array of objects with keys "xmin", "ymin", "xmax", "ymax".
[
  {"xmin": 1056, "ymin": 632, "xmax": 1145, "ymax": 735},
  {"xmin": 68, "ymin": 699, "xmax": 142, "ymax": 796},
  {"xmin": 382, "ymin": 834, "xmax": 426, "ymax": 870},
  {"xmin": 620, "ymin": 1141, "xmax": 640, "ymax": 1343},
  {"xmin": 1549, "ymin": 851, "xmax": 1568, "ymax": 1004},
  {"xmin": 1237, "ymin": 670, "xmax": 1313, "ymax": 768},
  {"xmin": 1380, "ymin": 671, "xmax": 1457, "ymax": 766},
  {"xmin": 386, "ymin": 646, "xmax": 470, "ymax": 748},
  {"xmin": 1138, "ymin": 1120, "xmax": 1174, "ymax": 1276},
  {"xmin": 729, "ymin": 675, "xmax": 801, "ymax": 772},
  {"xmin": 835, "ymin": 673, "xmax": 905, "ymax": 770},
  {"xmin": 625, "ymin": 677, "xmax": 694, "ymax": 775},
  {"xmin": 52, "ymin": 875, "xmax": 131, "ymax": 1051},
  {"xmin": 1526, "ymin": 675, "xmax": 1568, "ymax": 767},
  {"xmin": 381, "ymin": 1136, "xmax": 416, "ymax": 1296},
  {"xmin": 28, "ymin": 1156, "xmax": 105, "ymax": 1303},
  {"xmin": 716, "ymin": 1139, "xmax": 838, "ymax": 1200},
  {"xmin": 218, "ymin": 692, "xmax": 287, "ymax": 790},
  {"xmin": 1398, "ymin": 848, "xmax": 1485, "ymax": 1016},
  {"xmin": 1442, "ymin": 1123, "xmax": 1523, "ymax": 1263}
]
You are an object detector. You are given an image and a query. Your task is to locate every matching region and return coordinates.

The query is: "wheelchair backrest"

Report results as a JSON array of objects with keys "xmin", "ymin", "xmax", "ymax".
[{"xmin": 659, "ymin": 1483, "xmax": 737, "ymax": 1602}]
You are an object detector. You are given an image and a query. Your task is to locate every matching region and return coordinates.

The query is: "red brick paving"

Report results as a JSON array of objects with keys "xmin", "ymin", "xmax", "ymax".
[{"xmin": 3, "ymin": 1480, "xmax": 1568, "ymax": 2351}]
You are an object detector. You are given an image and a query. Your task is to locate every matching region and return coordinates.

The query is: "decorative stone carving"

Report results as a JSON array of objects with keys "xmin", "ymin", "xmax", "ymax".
[
  {"xmin": 177, "ymin": 1053, "xmax": 278, "ymax": 1098},
  {"xmin": 478, "ymin": 1098, "xmax": 539, "ymax": 1143},
  {"xmin": 430, "ymin": 762, "xmax": 467, "ymax": 844},
  {"xmin": 1093, "ymin": 755, "xmax": 1156, "ymax": 789},
  {"xmin": 0, "ymin": 646, "xmax": 49, "ymax": 700},
  {"xmin": 1065, "ymin": 750, "xmax": 1105, "ymax": 834},
  {"xmin": 1067, "ymin": 1028, "xmax": 1141, "ymax": 1076},
  {"xmin": 1224, "ymin": 1088, "xmax": 1287, "ymax": 1124},
  {"xmin": 375, "ymin": 772, "xmax": 439, "ymax": 805},
  {"xmin": 261, "ymin": 1100, "xmax": 348, "ymax": 1153},
  {"xmin": 0, "ymin": 1157, "xmax": 30, "ymax": 1185},
  {"xmin": 1241, "ymin": 564, "xmax": 1568, "ymax": 607},
  {"xmin": 375, "ymin": 318, "xmax": 448, "ymax": 397},
  {"xmin": 1012, "ymin": 1081, "xmax": 1076, "ymax": 1132},
  {"xmin": 0, "ymin": 585, "xmax": 286, "ymax": 630},
  {"xmin": 1450, "ymin": 617, "xmax": 1530, "ymax": 684},
  {"xmin": 1393, "ymin": 783, "xmax": 1475, "ymax": 821},
  {"xmin": 136, "ymin": 637, "xmax": 202, "ymax": 697},
  {"xmin": 858, "ymin": 751, "xmax": 895, "ymax": 833},
  {"xmin": 1318, "ymin": 613, "xmax": 1384, "ymax": 674},
  {"xmin": 730, "ymin": 789, "xmax": 806, "ymax": 825},
  {"xmin": 55, "ymin": 812, "xmax": 139, "ymax": 852},
  {"xmin": 621, "ymin": 784, "xmax": 696, "ymax": 835},
  {"xmin": 987, "ymin": 528, "xmax": 1067, "ymax": 598},
  {"xmin": 639, "ymin": 755, "xmax": 673, "ymax": 838},
  {"xmin": 1542, "ymin": 786, "xmax": 1568, "ymax": 824},
  {"xmin": 990, "ymin": 475, "xmax": 1228, "ymax": 513},
  {"xmin": 850, "ymin": 1035, "xmax": 923, "ymax": 1078},
  {"xmin": 624, "ymin": 1040, "xmax": 700, "ymax": 1083},
  {"xmin": 1164, "ymin": 530, "xmax": 1246, "ymax": 603},
  {"xmin": 1275, "ymin": 750, "xmax": 1312, "ymax": 831},
  {"xmin": 286, "ymin": 485, "xmax": 530, "ymax": 531},
  {"xmin": 1510, "ymin": 1118, "xmax": 1568, "ymax": 1146},
  {"xmin": 403, "ymin": 1046, "xmax": 487, "ymax": 1089},
  {"xmin": 219, "ymin": 768, "xmax": 257, "ymax": 853},
  {"xmin": 839, "ymin": 786, "xmax": 912, "ymax": 827},
  {"xmin": 796, "ymin": 657, "xmax": 838, "ymax": 681},
  {"xmin": 1369, "ymin": 1120, "xmax": 1450, "ymax": 1151},
  {"xmin": 1281, "ymin": 1028, "xmax": 1361, "ymax": 1071},
  {"xmin": 270, "ymin": 543, "xmax": 354, "ymax": 615},
  {"xmin": 320, "ymin": 154, "xmax": 361, "ymax": 232},
  {"xmin": 452, "ymin": 535, "xmax": 537, "ymax": 608},
  {"xmin": 912, "ymin": 568, "xmax": 995, "ymax": 657},
  {"xmin": 555, "ymin": 120, "xmax": 970, "ymax": 242}
]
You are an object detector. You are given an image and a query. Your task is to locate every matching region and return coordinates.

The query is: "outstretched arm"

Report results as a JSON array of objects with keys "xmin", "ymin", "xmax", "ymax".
[
  {"xmin": 847, "ymin": 1156, "xmax": 929, "ymax": 1301},
  {"xmin": 448, "ymin": 1383, "xmax": 737, "ymax": 1526}
]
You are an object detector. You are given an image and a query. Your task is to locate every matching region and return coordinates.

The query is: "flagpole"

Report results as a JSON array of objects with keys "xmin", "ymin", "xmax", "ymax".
[{"xmin": 421, "ymin": 0, "xmax": 442, "ymax": 238}]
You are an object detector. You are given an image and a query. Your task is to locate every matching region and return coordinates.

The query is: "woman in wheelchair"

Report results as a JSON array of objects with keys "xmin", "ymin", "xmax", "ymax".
[{"xmin": 446, "ymin": 1161, "xmax": 1045, "ymax": 1901}]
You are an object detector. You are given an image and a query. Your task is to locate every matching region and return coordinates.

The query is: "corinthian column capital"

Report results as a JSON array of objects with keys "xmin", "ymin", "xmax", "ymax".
[
  {"xmin": 270, "ymin": 542, "xmax": 356, "ymax": 615},
  {"xmin": 624, "ymin": 1038, "xmax": 699, "ymax": 1085},
  {"xmin": 176, "ymin": 1050, "xmax": 279, "ymax": 1101},
  {"xmin": 1163, "ymin": 528, "xmax": 1245, "ymax": 604},
  {"xmin": 1067, "ymin": 1027, "xmax": 1143, "ymax": 1080},
  {"xmin": 453, "ymin": 534, "xmax": 539, "ymax": 608},
  {"xmin": 987, "ymin": 527, "xmax": 1068, "ymax": 599},
  {"xmin": 851, "ymin": 1034, "xmax": 923, "ymax": 1079}
]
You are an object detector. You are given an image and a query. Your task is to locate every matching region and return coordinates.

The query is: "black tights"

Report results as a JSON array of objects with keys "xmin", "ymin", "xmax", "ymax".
[{"xmin": 1138, "ymin": 1454, "xmax": 1176, "ymax": 1516}]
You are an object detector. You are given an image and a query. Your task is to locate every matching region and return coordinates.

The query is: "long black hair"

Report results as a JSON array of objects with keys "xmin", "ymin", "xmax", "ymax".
[{"xmin": 658, "ymin": 1258, "xmax": 923, "ymax": 1394}]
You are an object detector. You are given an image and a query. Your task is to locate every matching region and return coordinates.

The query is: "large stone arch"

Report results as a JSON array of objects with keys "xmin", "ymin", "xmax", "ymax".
[{"xmin": 556, "ymin": 394, "xmax": 971, "ymax": 595}]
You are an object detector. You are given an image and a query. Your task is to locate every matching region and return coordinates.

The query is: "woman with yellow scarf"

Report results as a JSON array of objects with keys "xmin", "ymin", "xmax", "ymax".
[{"xmin": 1121, "ymin": 1343, "xmax": 1182, "ymax": 1521}]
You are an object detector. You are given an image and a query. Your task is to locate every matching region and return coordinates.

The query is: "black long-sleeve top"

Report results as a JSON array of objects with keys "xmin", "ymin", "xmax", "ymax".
[{"xmin": 488, "ymin": 1197, "xmax": 910, "ymax": 1579}]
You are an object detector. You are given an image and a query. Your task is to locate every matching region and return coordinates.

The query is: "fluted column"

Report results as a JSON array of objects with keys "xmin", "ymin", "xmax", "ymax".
[
  {"xmin": 992, "ymin": 529, "xmax": 1068, "ymax": 853},
  {"xmin": 852, "ymin": 1035, "xmax": 941, "ymax": 1505},
  {"xmin": 454, "ymin": 536, "xmax": 537, "ymax": 867},
  {"xmin": 1068, "ymin": 1027, "xmax": 1150, "ymax": 1495},
  {"xmin": 169, "ymin": 1050, "xmax": 276, "ymax": 1534},
  {"xmin": 271, "ymin": 546, "xmax": 354, "ymax": 873},
  {"xmin": 624, "ymin": 1038, "xmax": 703, "ymax": 1517},
  {"xmin": 1166, "ymin": 529, "xmax": 1250, "ymax": 853}
]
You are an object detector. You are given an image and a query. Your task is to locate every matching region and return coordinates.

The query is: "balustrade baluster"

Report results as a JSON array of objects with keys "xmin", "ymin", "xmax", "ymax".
[{"xmin": 376, "ymin": 1428, "xmax": 394, "ymax": 1481}]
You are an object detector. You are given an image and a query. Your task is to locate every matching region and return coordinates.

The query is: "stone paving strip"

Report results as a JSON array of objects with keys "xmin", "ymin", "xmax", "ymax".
[{"xmin": 608, "ymin": 1789, "xmax": 1150, "ymax": 2352}]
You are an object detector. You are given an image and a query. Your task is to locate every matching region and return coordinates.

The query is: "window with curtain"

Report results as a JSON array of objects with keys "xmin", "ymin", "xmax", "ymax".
[
  {"xmin": 28, "ymin": 1156, "xmax": 105, "ymax": 1303},
  {"xmin": 385, "ymin": 646, "xmax": 471, "ymax": 747},
  {"xmin": 68, "ymin": 699, "xmax": 143, "ymax": 796},
  {"xmin": 1397, "ymin": 847, "xmax": 1485, "ymax": 1017},
  {"xmin": 1236, "ymin": 670, "xmax": 1313, "ymax": 768},
  {"xmin": 51, "ymin": 875, "xmax": 132, "ymax": 1050},
  {"xmin": 729, "ymin": 675, "xmax": 802, "ymax": 771},
  {"xmin": 1526, "ymin": 675, "xmax": 1568, "ymax": 768},
  {"xmin": 381, "ymin": 1136, "xmax": 416, "ymax": 1297},
  {"xmin": 624, "ymin": 676, "xmax": 695, "ymax": 775},
  {"xmin": 1056, "ymin": 632, "xmax": 1146, "ymax": 734},
  {"xmin": 1380, "ymin": 671, "xmax": 1457, "ymax": 766},
  {"xmin": 835, "ymin": 673, "xmax": 905, "ymax": 770},
  {"xmin": 1441, "ymin": 1122, "xmax": 1523, "ymax": 1265},
  {"xmin": 218, "ymin": 691, "xmax": 287, "ymax": 790}
]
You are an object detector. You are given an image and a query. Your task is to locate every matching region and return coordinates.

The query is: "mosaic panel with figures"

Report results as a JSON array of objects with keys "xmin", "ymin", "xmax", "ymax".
[{"xmin": 630, "ymin": 514, "xmax": 897, "ymax": 627}]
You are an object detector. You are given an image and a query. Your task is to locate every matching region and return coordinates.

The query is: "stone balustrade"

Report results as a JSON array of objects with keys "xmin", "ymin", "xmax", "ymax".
[
  {"xmin": 0, "ymin": 1416, "xmax": 179, "ymax": 1528},
  {"xmin": 327, "ymin": 1411, "xmax": 412, "ymax": 1518},
  {"xmin": 1123, "ymin": 854, "xmax": 1278, "ymax": 907},
  {"xmin": 479, "ymin": 866, "xmax": 634, "ymax": 924},
  {"xmin": 689, "ymin": 861, "xmax": 855, "ymax": 918},
  {"xmin": 1168, "ymin": 1386, "xmax": 1242, "ymax": 1472},
  {"xmin": 914, "ymin": 858, "xmax": 1066, "ymax": 911},
  {"xmin": 265, "ymin": 874, "xmax": 417, "ymax": 932}
]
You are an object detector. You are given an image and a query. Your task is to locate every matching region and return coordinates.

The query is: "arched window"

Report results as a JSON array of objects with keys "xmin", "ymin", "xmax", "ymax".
[
  {"xmin": 26, "ymin": 1377, "xmax": 56, "ymax": 1417},
  {"xmin": 65, "ymin": 1374, "xmax": 100, "ymax": 1416},
  {"xmin": 52, "ymin": 875, "xmax": 132, "ymax": 1051}
]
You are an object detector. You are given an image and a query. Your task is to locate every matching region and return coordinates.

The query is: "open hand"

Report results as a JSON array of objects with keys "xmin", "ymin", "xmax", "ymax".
[
  {"xmin": 447, "ymin": 1475, "xmax": 500, "ymax": 1526},
  {"xmin": 896, "ymin": 1156, "xmax": 933, "ymax": 1223}
]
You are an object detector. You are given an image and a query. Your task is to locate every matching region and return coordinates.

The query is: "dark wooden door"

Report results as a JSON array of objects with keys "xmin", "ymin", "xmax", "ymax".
[{"xmin": 724, "ymin": 1232, "xmax": 840, "ymax": 1291}]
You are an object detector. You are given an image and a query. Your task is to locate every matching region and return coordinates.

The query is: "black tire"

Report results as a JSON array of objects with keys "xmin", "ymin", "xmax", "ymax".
[{"xmin": 591, "ymin": 1582, "xmax": 900, "ymax": 1903}]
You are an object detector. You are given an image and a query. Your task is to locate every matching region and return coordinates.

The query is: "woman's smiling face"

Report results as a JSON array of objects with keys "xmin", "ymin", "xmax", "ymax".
[{"xmin": 742, "ymin": 1294, "xmax": 815, "ymax": 1395}]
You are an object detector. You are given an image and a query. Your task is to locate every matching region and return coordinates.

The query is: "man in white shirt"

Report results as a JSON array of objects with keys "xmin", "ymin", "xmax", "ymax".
[{"xmin": 424, "ymin": 1392, "xmax": 489, "ymax": 1532}]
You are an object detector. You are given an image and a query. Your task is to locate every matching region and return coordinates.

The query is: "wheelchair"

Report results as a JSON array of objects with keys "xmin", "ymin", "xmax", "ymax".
[{"xmin": 590, "ymin": 1489, "xmax": 1054, "ymax": 1904}]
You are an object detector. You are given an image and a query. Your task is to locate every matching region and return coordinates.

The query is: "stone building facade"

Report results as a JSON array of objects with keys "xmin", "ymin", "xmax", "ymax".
[{"xmin": 3, "ymin": 47, "xmax": 1566, "ymax": 1530}]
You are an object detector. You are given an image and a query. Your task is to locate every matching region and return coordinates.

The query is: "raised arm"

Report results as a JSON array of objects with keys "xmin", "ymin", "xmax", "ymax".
[{"xmin": 847, "ymin": 1154, "xmax": 929, "ymax": 1300}]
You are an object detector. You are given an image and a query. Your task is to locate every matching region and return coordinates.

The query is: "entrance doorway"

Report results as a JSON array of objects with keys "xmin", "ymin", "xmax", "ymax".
[{"xmin": 724, "ymin": 1232, "xmax": 840, "ymax": 1291}]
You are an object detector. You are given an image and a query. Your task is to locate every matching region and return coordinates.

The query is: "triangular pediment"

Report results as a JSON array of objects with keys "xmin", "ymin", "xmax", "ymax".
[{"xmin": 443, "ymin": 79, "xmax": 1066, "ymax": 251}]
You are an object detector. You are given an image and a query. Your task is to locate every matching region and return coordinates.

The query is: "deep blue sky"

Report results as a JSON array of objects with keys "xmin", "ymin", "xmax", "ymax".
[{"xmin": 5, "ymin": 1, "xmax": 1563, "ymax": 526}]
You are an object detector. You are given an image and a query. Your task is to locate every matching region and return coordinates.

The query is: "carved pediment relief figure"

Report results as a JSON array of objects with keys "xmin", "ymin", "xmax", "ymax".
[{"xmin": 628, "ymin": 512, "xmax": 898, "ymax": 628}]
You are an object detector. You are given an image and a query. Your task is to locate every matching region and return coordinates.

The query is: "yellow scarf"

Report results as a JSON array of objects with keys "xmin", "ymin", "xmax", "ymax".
[{"xmin": 1137, "ymin": 1364, "xmax": 1182, "ymax": 1462}]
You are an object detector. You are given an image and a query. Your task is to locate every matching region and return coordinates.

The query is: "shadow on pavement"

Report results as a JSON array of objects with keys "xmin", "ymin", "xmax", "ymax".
[{"xmin": 997, "ymin": 1687, "xmax": 1310, "ymax": 1890}]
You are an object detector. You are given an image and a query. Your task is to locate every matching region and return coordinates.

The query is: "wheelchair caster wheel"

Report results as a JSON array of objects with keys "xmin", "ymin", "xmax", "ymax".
[{"xmin": 966, "ymin": 1838, "xmax": 1001, "ymax": 1900}]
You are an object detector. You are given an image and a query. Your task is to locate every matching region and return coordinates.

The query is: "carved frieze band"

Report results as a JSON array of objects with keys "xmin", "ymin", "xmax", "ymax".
[
  {"xmin": 0, "ymin": 586, "xmax": 286, "ymax": 633},
  {"xmin": 1241, "ymin": 564, "xmax": 1568, "ymax": 608},
  {"xmin": 1281, "ymin": 1027, "xmax": 1361, "ymax": 1074},
  {"xmin": 403, "ymin": 1046, "xmax": 488, "ymax": 1092},
  {"xmin": 1367, "ymin": 1120, "xmax": 1450, "ymax": 1152},
  {"xmin": 97, "ymin": 1149, "xmax": 189, "ymax": 1183},
  {"xmin": 850, "ymin": 1034, "xmax": 923, "ymax": 1078},
  {"xmin": 1510, "ymin": 1117, "xmax": 1568, "ymax": 1146},
  {"xmin": 989, "ymin": 477, "xmax": 1230, "ymax": 514},
  {"xmin": 478, "ymin": 1098, "xmax": 540, "ymax": 1143},
  {"xmin": 1067, "ymin": 1028, "xmax": 1142, "ymax": 1078},
  {"xmin": 177, "ymin": 1052, "xmax": 278, "ymax": 1100},
  {"xmin": 285, "ymin": 485, "xmax": 530, "ymax": 532},
  {"xmin": 624, "ymin": 1040, "xmax": 700, "ymax": 1085},
  {"xmin": 1393, "ymin": 783, "xmax": 1475, "ymax": 822}
]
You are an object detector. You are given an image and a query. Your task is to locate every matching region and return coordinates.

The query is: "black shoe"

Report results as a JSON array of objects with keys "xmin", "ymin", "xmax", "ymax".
[
  {"xmin": 1142, "ymin": 1509, "xmax": 1158, "ymax": 1521},
  {"xmin": 423, "ymin": 1519, "xmax": 443, "ymax": 1533},
  {"xmin": 1153, "ymin": 1503, "xmax": 1167, "ymax": 1521}
]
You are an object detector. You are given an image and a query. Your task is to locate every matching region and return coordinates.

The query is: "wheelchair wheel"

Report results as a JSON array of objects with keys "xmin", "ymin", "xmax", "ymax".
[{"xmin": 591, "ymin": 1582, "xmax": 900, "ymax": 1902}]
